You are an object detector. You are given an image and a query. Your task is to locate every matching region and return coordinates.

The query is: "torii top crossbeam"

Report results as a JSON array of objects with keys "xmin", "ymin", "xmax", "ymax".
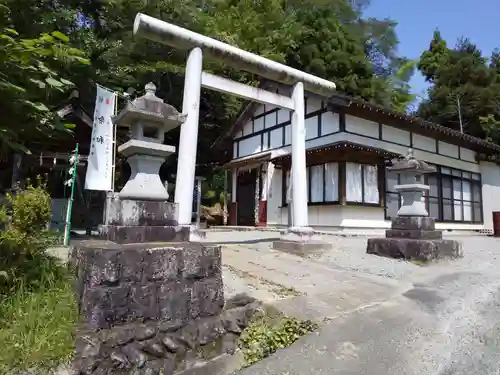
[{"xmin": 133, "ymin": 13, "xmax": 336, "ymax": 97}]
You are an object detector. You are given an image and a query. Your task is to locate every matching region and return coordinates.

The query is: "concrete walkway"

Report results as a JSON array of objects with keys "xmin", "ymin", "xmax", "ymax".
[{"xmin": 199, "ymin": 231, "xmax": 500, "ymax": 375}]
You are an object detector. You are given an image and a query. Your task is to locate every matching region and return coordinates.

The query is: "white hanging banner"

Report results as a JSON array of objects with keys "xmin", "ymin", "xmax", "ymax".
[{"xmin": 84, "ymin": 85, "xmax": 117, "ymax": 191}]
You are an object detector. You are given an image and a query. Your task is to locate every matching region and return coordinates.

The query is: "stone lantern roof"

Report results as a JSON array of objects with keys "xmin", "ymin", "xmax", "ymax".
[
  {"xmin": 112, "ymin": 82, "xmax": 186, "ymax": 132},
  {"xmin": 388, "ymin": 149, "xmax": 436, "ymax": 174}
]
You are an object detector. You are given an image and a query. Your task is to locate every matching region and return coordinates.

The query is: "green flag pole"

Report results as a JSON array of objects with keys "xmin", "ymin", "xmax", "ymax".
[{"xmin": 63, "ymin": 143, "xmax": 79, "ymax": 246}]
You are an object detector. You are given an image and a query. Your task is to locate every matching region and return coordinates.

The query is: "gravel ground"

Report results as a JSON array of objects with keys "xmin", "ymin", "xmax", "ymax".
[
  {"xmin": 202, "ymin": 230, "xmax": 500, "ymax": 375},
  {"xmin": 203, "ymin": 231, "xmax": 500, "ymax": 283}
]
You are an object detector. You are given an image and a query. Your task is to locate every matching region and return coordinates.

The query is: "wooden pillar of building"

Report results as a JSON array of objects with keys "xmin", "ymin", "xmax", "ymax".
[
  {"xmin": 229, "ymin": 168, "xmax": 238, "ymax": 225},
  {"xmin": 257, "ymin": 162, "xmax": 273, "ymax": 227}
]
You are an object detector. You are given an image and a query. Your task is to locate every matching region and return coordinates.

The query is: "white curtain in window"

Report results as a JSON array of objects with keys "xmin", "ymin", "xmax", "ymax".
[
  {"xmin": 324, "ymin": 162, "xmax": 338, "ymax": 201},
  {"xmin": 454, "ymin": 201, "xmax": 463, "ymax": 220},
  {"xmin": 346, "ymin": 163, "xmax": 362, "ymax": 202},
  {"xmin": 453, "ymin": 179, "xmax": 462, "ymax": 200},
  {"xmin": 463, "ymin": 201, "xmax": 472, "ymax": 221},
  {"xmin": 310, "ymin": 165, "xmax": 324, "ymax": 202},
  {"xmin": 462, "ymin": 180, "xmax": 472, "ymax": 220},
  {"xmin": 453, "ymin": 179, "xmax": 462, "ymax": 220},
  {"xmin": 363, "ymin": 165, "xmax": 379, "ymax": 203},
  {"xmin": 462, "ymin": 180, "xmax": 471, "ymax": 201}
]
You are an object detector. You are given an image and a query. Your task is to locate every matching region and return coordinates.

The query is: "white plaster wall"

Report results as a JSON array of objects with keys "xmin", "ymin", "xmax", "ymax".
[
  {"xmin": 321, "ymin": 111, "xmax": 340, "ymax": 135},
  {"xmin": 438, "ymin": 141, "xmax": 459, "ymax": 158},
  {"xmin": 346, "ymin": 115, "xmax": 379, "ymax": 138},
  {"xmin": 382, "ymin": 125, "xmax": 411, "ymax": 146},
  {"xmin": 274, "ymin": 132, "xmax": 480, "ymax": 173},
  {"xmin": 265, "ymin": 110, "xmax": 277, "ymax": 128},
  {"xmin": 275, "ymin": 204, "xmax": 483, "ymax": 231},
  {"xmin": 262, "ymin": 133, "xmax": 269, "ymax": 151},
  {"xmin": 284, "ymin": 124, "xmax": 291, "ymax": 145},
  {"xmin": 242, "ymin": 120, "xmax": 252, "ymax": 136},
  {"xmin": 460, "ymin": 147, "xmax": 477, "ymax": 163},
  {"xmin": 270, "ymin": 128, "xmax": 282, "ymax": 149},
  {"xmin": 238, "ymin": 135, "xmax": 261, "ymax": 157},
  {"xmin": 267, "ymin": 167, "xmax": 283, "ymax": 225},
  {"xmin": 305, "ymin": 115, "xmax": 319, "ymax": 140},
  {"xmin": 479, "ymin": 161, "xmax": 500, "ymax": 231},
  {"xmin": 254, "ymin": 104, "xmax": 265, "ymax": 116},
  {"xmin": 277, "ymin": 108, "xmax": 290, "ymax": 124},
  {"xmin": 253, "ymin": 116, "xmax": 264, "ymax": 132},
  {"xmin": 307, "ymin": 97, "xmax": 323, "ymax": 113},
  {"xmin": 413, "ymin": 133, "xmax": 436, "ymax": 153}
]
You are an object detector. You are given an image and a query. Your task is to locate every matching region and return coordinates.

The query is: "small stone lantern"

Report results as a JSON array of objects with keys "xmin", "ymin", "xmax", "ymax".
[
  {"xmin": 389, "ymin": 149, "xmax": 436, "ymax": 217},
  {"xmin": 366, "ymin": 149, "xmax": 462, "ymax": 263},
  {"xmin": 113, "ymin": 83, "xmax": 185, "ymax": 201}
]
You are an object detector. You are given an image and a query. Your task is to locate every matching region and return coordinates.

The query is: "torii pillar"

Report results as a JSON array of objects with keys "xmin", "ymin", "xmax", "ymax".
[{"xmin": 133, "ymin": 13, "xmax": 334, "ymax": 250}]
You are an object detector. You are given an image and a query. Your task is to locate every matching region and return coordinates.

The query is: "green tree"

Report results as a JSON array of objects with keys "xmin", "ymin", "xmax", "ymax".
[
  {"xmin": 3, "ymin": 0, "xmax": 416, "ymax": 161},
  {"xmin": 417, "ymin": 33, "xmax": 500, "ymax": 139},
  {"xmin": 0, "ymin": 4, "xmax": 89, "ymax": 154}
]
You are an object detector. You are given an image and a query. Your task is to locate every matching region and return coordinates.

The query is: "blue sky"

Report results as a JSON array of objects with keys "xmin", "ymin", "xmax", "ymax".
[{"xmin": 366, "ymin": 0, "xmax": 500, "ymax": 100}]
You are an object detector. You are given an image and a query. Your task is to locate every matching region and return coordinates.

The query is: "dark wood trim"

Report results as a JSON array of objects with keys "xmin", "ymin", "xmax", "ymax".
[
  {"xmin": 341, "ymin": 129, "xmax": 477, "ymax": 165},
  {"xmin": 339, "ymin": 110, "xmax": 346, "ymax": 132},
  {"xmin": 378, "ymin": 160, "xmax": 386, "ymax": 208},
  {"xmin": 318, "ymin": 112, "xmax": 323, "ymax": 137},
  {"xmin": 234, "ymin": 113, "xmax": 478, "ymax": 167},
  {"xmin": 339, "ymin": 162, "xmax": 346, "ymax": 205}
]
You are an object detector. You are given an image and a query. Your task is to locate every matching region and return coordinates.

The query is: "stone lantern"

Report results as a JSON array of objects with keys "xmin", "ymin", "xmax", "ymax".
[
  {"xmin": 366, "ymin": 149, "xmax": 462, "ymax": 263},
  {"xmin": 114, "ymin": 82, "xmax": 185, "ymax": 201},
  {"xmin": 389, "ymin": 149, "xmax": 435, "ymax": 217},
  {"xmin": 101, "ymin": 83, "xmax": 190, "ymax": 243}
]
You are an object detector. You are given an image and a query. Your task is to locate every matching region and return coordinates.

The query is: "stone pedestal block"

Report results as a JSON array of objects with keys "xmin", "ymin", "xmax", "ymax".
[
  {"xmin": 366, "ymin": 216, "xmax": 463, "ymax": 262},
  {"xmin": 366, "ymin": 237, "xmax": 462, "ymax": 262},
  {"xmin": 72, "ymin": 241, "xmax": 224, "ymax": 328},
  {"xmin": 71, "ymin": 240, "xmax": 261, "ymax": 375},
  {"xmin": 273, "ymin": 228, "xmax": 332, "ymax": 256},
  {"xmin": 101, "ymin": 194, "xmax": 190, "ymax": 244}
]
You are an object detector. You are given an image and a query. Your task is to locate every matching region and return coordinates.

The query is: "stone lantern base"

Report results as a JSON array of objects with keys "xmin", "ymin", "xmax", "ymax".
[
  {"xmin": 100, "ymin": 193, "xmax": 190, "ymax": 244},
  {"xmin": 272, "ymin": 227, "xmax": 332, "ymax": 256},
  {"xmin": 366, "ymin": 217, "xmax": 463, "ymax": 262}
]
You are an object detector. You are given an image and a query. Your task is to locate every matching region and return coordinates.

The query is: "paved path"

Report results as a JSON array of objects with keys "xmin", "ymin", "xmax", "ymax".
[{"xmin": 200, "ymin": 231, "xmax": 500, "ymax": 375}]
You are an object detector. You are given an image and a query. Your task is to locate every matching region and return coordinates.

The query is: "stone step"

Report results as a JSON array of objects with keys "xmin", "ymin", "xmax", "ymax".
[
  {"xmin": 386, "ymin": 229, "xmax": 443, "ymax": 240},
  {"xmin": 391, "ymin": 217, "xmax": 435, "ymax": 231}
]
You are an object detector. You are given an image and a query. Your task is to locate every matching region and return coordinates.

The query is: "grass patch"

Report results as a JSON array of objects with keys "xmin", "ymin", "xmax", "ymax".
[
  {"xmin": 238, "ymin": 305, "xmax": 318, "ymax": 367},
  {"xmin": 0, "ymin": 268, "xmax": 77, "ymax": 374},
  {"xmin": 409, "ymin": 258, "xmax": 428, "ymax": 266}
]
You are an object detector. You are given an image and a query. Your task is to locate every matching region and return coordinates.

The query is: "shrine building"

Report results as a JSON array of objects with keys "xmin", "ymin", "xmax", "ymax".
[{"xmin": 223, "ymin": 83, "xmax": 500, "ymax": 233}]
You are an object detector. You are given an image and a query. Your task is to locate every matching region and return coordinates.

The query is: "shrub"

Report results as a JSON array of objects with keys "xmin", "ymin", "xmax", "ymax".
[{"xmin": 0, "ymin": 177, "xmax": 60, "ymax": 293}]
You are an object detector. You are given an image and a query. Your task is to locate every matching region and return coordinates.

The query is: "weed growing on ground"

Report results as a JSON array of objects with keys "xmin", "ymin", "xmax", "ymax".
[
  {"xmin": 0, "ymin": 179, "xmax": 77, "ymax": 374},
  {"xmin": 0, "ymin": 262, "xmax": 77, "ymax": 374},
  {"xmin": 238, "ymin": 314, "xmax": 318, "ymax": 367}
]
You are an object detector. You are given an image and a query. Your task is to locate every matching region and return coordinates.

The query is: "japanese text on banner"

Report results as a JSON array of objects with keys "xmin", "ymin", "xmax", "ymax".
[{"xmin": 84, "ymin": 85, "xmax": 116, "ymax": 191}]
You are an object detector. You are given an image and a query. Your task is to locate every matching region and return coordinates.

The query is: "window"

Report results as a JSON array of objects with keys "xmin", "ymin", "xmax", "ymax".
[
  {"xmin": 385, "ymin": 165, "xmax": 482, "ymax": 223},
  {"xmin": 324, "ymin": 163, "xmax": 339, "ymax": 201},
  {"xmin": 310, "ymin": 164, "xmax": 323, "ymax": 202},
  {"xmin": 283, "ymin": 162, "xmax": 340, "ymax": 205},
  {"xmin": 346, "ymin": 163, "xmax": 379, "ymax": 204}
]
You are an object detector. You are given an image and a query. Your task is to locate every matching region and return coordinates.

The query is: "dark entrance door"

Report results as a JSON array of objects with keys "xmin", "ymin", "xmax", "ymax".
[{"xmin": 237, "ymin": 169, "xmax": 256, "ymax": 226}]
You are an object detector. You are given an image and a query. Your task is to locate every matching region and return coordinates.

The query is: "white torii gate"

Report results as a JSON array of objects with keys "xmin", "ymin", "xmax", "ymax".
[{"xmin": 133, "ymin": 13, "xmax": 336, "ymax": 233}]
